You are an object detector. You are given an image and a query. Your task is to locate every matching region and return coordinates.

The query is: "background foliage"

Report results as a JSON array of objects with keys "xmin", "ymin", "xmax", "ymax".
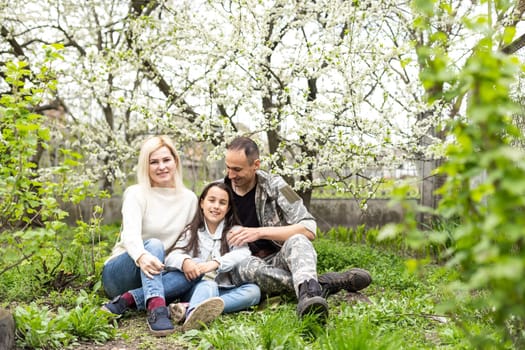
[
  {"xmin": 0, "ymin": 0, "xmax": 485, "ymax": 203},
  {"xmin": 379, "ymin": 0, "xmax": 525, "ymax": 348},
  {"xmin": 2, "ymin": 0, "xmax": 525, "ymax": 349}
]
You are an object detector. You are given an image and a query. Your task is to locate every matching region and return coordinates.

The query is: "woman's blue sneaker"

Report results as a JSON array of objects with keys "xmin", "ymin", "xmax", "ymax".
[
  {"xmin": 101, "ymin": 295, "xmax": 128, "ymax": 316},
  {"xmin": 147, "ymin": 306, "xmax": 174, "ymax": 337}
]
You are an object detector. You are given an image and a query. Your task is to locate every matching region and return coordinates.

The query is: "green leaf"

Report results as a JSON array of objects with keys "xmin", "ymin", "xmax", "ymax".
[{"xmin": 412, "ymin": 0, "xmax": 435, "ymax": 16}]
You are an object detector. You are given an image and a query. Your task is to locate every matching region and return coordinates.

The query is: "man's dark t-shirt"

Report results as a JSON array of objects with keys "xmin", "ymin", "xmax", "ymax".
[
  {"xmin": 233, "ymin": 186, "xmax": 259, "ymax": 228},
  {"xmin": 232, "ymin": 186, "xmax": 279, "ymax": 258}
]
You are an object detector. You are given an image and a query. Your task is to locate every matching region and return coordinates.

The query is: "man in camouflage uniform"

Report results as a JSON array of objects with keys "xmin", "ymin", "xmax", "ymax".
[{"xmin": 224, "ymin": 136, "xmax": 371, "ymax": 319}]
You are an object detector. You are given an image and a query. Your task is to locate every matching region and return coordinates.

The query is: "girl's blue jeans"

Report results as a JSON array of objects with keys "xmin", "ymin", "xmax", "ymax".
[
  {"xmin": 187, "ymin": 279, "xmax": 261, "ymax": 314},
  {"xmin": 102, "ymin": 238, "xmax": 198, "ymax": 310}
]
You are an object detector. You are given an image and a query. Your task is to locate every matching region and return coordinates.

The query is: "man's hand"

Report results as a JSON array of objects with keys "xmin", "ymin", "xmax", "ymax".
[
  {"xmin": 182, "ymin": 258, "xmax": 201, "ymax": 280},
  {"xmin": 228, "ymin": 226, "xmax": 261, "ymax": 246},
  {"xmin": 137, "ymin": 253, "xmax": 165, "ymax": 279}
]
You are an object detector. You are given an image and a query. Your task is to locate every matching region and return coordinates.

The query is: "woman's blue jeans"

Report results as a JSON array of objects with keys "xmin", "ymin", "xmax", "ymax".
[
  {"xmin": 102, "ymin": 238, "xmax": 198, "ymax": 310},
  {"xmin": 187, "ymin": 280, "xmax": 261, "ymax": 314}
]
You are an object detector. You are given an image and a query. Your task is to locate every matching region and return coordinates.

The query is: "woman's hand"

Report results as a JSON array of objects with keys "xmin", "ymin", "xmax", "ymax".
[
  {"xmin": 137, "ymin": 253, "xmax": 165, "ymax": 279},
  {"xmin": 182, "ymin": 258, "xmax": 201, "ymax": 280}
]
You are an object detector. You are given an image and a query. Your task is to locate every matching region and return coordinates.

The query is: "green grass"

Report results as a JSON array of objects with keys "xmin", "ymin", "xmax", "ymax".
[{"xmin": 0, "ymin": 226, "xmax": 511, "ymax": 349}]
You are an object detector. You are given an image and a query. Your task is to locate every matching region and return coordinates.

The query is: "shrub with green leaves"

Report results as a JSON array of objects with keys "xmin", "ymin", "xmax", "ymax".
[
  {"xmin": 14, "ymin": 303, "xmax": 75, "ymax": 349},
  {"xmin": 0, "ymin": 44, "xmax": 107, "ymax": 230},
  {"xmin": 14, "ymin": 290, "xmax": 116, "ymax": 349},
  {"xmin": 0, "ymin": 49, "xmax": 64, "ymax": 230},
  {"xmin": 380, "ymin": 1, "xmax": 525, "ymax": 348},
  {"xmin": 0, "ymin": 47, "xmax": 110, "ymax": 296}
]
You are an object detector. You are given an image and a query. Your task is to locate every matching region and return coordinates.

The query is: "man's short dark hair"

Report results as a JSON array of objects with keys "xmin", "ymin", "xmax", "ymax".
[{"xmin": 227, "ymin": 136, "xmax": 260, "ymax": 164}]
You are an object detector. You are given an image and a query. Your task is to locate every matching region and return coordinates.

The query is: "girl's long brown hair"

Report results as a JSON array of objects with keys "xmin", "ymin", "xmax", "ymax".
[{"xmin": 172, "ymin": 182, "xmax": 241, "ymax": 257}]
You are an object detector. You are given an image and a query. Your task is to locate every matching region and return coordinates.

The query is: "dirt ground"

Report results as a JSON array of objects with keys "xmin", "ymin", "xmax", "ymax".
[{"xmin": 72, "ymin": 317, "xmax": 190, "ymax": 350}]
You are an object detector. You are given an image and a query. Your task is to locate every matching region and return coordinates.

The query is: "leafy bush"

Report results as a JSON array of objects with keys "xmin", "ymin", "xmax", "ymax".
[
  {"xmin": 0, "ymin": 49, "xmax": 66, "ymax": 231},
  {"xmin": 0, "ymin": 48, "xmax": 110, "ymax": 301},
  {"xmin": 14, "ymin": 289, "xmax": 116, "ymax": 349},
  {"xmin": 66, "ymin": 304, "xmax": 116, "ymax": 343},
  {"xmin": 378, "ymin": 2, "xmax": 525, "ymax": 348},
  {"xmin": 0, "ymin": 216, "xmax": 117, "ymax": 306},
  {"xmin": 0, "ymin": 225, "xmax": 110, "ymax": 303},
  {"xmin": 14, "ymin": 302, "xmax": 75, "ymax": 349}
]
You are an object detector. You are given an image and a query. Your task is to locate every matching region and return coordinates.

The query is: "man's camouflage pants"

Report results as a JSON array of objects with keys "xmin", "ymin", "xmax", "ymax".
[{"xmin": 231, "ymin": 234, "xmax": 317, "ymax": 298}]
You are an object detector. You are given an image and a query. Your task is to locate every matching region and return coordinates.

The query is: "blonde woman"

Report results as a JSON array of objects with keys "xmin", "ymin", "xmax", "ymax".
[{"xmin": 101, "ymin": 135, "xmax": 198, "ymax": 337}]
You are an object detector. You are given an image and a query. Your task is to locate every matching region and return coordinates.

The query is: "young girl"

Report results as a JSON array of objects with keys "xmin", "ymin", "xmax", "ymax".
[{"xmin": 165, "ymin": 182, "xmax": 261, "ymax": 331}]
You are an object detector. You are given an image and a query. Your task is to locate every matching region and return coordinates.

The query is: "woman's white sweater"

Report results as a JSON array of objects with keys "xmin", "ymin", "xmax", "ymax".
[{"xmin": 105, "ymin": 184, "xmax": 198, "ymax": 264}]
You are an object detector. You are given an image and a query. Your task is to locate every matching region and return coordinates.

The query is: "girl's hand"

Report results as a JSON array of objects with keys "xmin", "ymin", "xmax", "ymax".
[
  {"xmin": 196, "ymin": 261, "xmax": 219, "ymax": 274},
  {"xmin": 137, "ymin": 253, "xmax": 165, "ymax": 279},
  {"xmin": 182, "ymin": 258, "xmax": 201, "ymax": 280}
]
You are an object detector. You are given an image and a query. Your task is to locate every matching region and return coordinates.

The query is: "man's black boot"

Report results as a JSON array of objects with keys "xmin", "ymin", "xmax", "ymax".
[
  {"xmin": 296, "ymin": 279, "xmax": 329, "ymax": 320},
  {"xmin": 318, "ymin": 268, "xmax": 372, "ymax": 298}
]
